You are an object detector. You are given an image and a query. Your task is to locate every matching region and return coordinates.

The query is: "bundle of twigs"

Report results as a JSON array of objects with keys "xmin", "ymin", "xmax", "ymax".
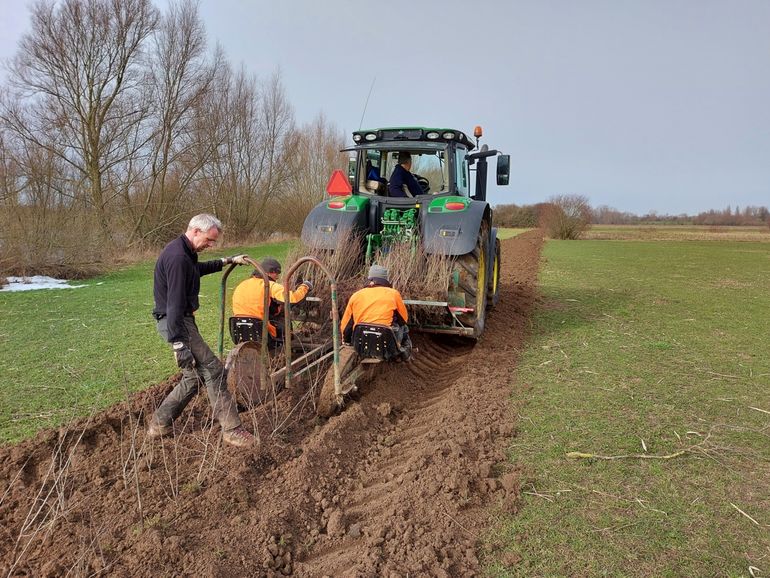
[{"xmin": 285, "ymin": 229, "xmax": 456, "ymax": 333}]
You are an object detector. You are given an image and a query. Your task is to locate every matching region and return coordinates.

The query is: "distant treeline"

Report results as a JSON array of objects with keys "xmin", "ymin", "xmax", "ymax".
[
  {"xmin": 493, "ymin": 203, "xmax": 550, "ymax": 228},
  {"xmin": 494, "ymin": 203, "xmax": 770, "ymax": 228},
  {"xmin": 0, "ymin": 0, "xmax": 347, "ymax": 276}
]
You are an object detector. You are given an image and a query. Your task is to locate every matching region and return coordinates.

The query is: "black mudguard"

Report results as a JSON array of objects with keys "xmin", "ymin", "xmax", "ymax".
[
  {"xmin": 421, "ymin": 200, "xmax": 491, "ymax": 256},
  {"xmin": 300, "ymin": 201, "xmax": 370, "ymax": 249}
]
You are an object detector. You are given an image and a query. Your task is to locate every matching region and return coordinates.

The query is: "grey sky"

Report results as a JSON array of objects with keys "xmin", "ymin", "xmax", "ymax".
[{"xmin": 2, "ymin": 0, "xmax": 769, "ymax": 214}]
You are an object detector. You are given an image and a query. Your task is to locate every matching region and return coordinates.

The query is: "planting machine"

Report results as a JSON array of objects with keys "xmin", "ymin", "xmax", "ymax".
[
  {"xmin": 220, "ymin": 126, "xmax": 511, "ymax": 416},
  {"xmin": 302, "ymin": 125, "xmax": 510, "ymax": 339}
]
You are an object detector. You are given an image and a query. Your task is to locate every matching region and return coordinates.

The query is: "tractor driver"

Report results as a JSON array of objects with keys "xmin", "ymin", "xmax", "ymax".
[
  {"xmin": 388, "ymin": 151, "xmax": 422, "ymax": 198},
  {"xmin": 231, "ymin": 257, "xmax": 312, "ymax": 348},
  {"xmin": 340, "ymin": 264, "xmax": 413, "ymax": 360}
]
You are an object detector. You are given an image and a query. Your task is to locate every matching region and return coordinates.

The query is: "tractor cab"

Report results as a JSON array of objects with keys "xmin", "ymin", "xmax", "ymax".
[
  {"xmin": 353, "ymin": 146, "xmax": 449, "ymax": 196},
  {"xmin": 343, "ymin": 126, "xmax": 509, "ymax": 201},
  {"xmin": 345, "ymin": 127, "xmax": 475, "ymax": 198}
]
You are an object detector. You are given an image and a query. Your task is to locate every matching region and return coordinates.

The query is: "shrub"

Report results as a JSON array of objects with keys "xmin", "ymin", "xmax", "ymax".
[{"xmin": 540, "ymin": 195, "xmax": 592, "ymax": 240}]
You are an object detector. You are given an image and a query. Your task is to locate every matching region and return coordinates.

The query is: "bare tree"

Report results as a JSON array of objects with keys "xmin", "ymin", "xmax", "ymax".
[
  {"xmin": 3, "ymin": 0, "xmax": 158, "ymax": 242},
  {"xmin": 540, "ymin": 194, "xmax": 592, "ymax": 239},
  {"xmin": 0, "ymin": 0, "xmax": 345, "ymax": 273},
  {"xmin": 0, "ymin": 125, "xmax": 104, "ymax": 275},
  {"xmin": 0, "ymin": 127, "xmax": 21, "ymax": 206},
  {"xmin": 280, "ymin": 113, "xmax": 346, "ymax": 234},
  {"xmin": 194, "ymin": 68, "xmax": 296, "ymax": 240},
  {"xmin": 126, "ymin": 0, "xmax": 216, "ymax": 245},
  {"xmin": 251, "ymin": 72, "xmax": 296, "ymax": 234},
  {"xmin": 193, "ymin": 62, "xmax": 259, "ymax": 237}
]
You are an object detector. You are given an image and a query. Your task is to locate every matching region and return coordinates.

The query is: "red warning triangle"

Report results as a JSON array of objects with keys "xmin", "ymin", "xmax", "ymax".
[{"xmin": 326, "ymin": 169, "xmax": 352, "ymax": 196}]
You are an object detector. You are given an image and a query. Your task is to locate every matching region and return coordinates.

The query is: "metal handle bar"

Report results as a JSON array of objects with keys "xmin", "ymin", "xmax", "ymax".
[
  {"xmin": 219, "ymin": 259, "xmax": 272, "ymax": 392},
  {"xmin": 282, "ymin": 257, "xmax": 340, "ymax": 393}
]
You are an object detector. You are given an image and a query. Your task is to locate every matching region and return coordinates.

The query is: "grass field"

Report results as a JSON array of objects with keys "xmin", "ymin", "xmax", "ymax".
[
  {"xmin": 585, "ymin": 224, "xmax": 770, "ymax": 242},
  {"xmin": 498, "ymin": 228, "xmax": 531, "ymax": 240},
  {"xmin": 490, "ymin": 238, "xmax": 770, "ymax": 576},
  {"xmin": 0, "ymin": 240, "xmax": 294, "ymax": 443}
]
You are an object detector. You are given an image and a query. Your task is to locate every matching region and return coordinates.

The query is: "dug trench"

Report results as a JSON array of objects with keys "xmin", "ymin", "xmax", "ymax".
[{"xmin": 0, "ymin": 230, "xmax": 543, "ymax": 577}]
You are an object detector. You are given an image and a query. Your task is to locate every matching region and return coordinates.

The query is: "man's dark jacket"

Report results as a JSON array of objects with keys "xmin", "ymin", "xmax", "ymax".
[
  {"xmin": 152, "ymin": 235, "xmax": 223, "ymax": 343},
  {"xmin": 388, "ymin": 164, "xmax": 422, "ymax": 197}
]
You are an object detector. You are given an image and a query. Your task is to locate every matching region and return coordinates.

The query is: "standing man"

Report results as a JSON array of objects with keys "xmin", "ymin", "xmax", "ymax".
[
  {"xmin": 340, "ymin": 264, "xmax": 413, "ymax": 360},
  {"xmin": 388, "ymin": 151, "xmax": 422, "ymax": 198},
  {"xmin": 148, "ymin": 214, "xmax": 255, "ymax": 448}
]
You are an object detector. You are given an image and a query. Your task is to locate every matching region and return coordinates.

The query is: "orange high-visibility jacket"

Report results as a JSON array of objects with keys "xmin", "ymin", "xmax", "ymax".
[
  {"xmin": 232, "ymin": 277, "xmax": 309, "ymax": 337},
  {"xmin": 340, "ymin": 285, "xmax": 409, "ymax": 341}
]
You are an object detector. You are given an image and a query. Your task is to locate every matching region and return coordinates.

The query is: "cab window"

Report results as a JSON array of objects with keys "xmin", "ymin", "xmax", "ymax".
[
  {"xmin": 358, "ymin": 150, "xmax": 386, "ymax": 194},
  {"xmin": 385, "ymin": 150, "xmax": 448, "ymax": 194},
  {"xmin": 410, "ymin": 151, "xmax": 447, "ymax": 193},
  {"xmin": 455, "ymin": 146, "xmax": 469, "ymax": 196},
  {"xmin": 357, "ymin": 146, "xmax": 449, "ymax": 195}
]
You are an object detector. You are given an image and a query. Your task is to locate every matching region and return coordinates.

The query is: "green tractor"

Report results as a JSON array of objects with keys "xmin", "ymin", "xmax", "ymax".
[{"xmin": 301, "ymin": 126, "xmax": 510, "ymax": 339}]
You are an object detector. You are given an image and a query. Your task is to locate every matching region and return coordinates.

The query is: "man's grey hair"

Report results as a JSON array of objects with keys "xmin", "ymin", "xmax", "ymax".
[{"xmin": 187, "ymin": 213, "xmax": 222, "ymax": 233}]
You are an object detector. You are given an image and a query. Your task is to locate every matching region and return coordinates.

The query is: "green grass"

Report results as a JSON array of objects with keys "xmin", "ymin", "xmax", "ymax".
[
  {"xmin": 490, "ymin": 239, "xmax": 770, "ymax": 576},
  {"xmin": 586, "ymin": 224, "xmax": 770, "ymax": 242},
  {"xmin": 498, "ymin": 228, "xmax": 531, "ymax": 239},
  {"xmin": 0, "ymin": 240, "xmax": 295, "ymax": 443}
]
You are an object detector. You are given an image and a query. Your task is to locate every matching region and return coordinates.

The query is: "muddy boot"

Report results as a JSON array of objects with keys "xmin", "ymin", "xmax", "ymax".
[
  {"xmin": 147, "ymin": 421, "xmax": 173, "ymax": 439},
  {"xmin": 399, "ymin": 335, "xmax": 414, "ymax": 362},
  {"xmin": 222, "ymin": 426, "xmax": 256, "ymax": 448}
]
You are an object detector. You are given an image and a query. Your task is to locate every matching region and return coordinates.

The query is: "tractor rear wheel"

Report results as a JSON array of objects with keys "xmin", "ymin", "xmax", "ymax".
[
  {"xmin": 456, "ymin": 224, "xmax": 489, "ymax": 339},
  {"xmin": 317, "ymin": 346, "xmax": 358, "ymax": 417},
  {"xmin": 487, "ymin": 237, "xmax": 501, "ymax": 309}
]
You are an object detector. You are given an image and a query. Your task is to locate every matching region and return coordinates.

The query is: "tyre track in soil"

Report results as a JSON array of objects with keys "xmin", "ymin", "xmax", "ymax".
[
  {"xmin": 0, "ymin": 230, "xmax": 543, "ymax": 577},
  {"xmin": 294, "ymin": 229, "xmax": 544, "ymax": 577}
]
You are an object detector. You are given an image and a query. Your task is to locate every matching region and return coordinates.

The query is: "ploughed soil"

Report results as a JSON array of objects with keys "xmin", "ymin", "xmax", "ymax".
[{"xmin": 0, "ymin": 230, "xmax": 543, "ymax": 577}]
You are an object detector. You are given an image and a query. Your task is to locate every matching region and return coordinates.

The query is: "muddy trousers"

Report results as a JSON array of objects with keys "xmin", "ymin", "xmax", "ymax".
[
  {"xmin": 152, "ymin": 317, "xmax": 241, "ymax": 431},
  {"xmin": 393, "ymin": 325, "xmax": 413, "ymax": 359}
]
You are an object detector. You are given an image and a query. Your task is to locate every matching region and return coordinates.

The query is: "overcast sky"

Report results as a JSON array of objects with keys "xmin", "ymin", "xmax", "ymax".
[{"xmin": 2, "ymin": 0, "xmax": 769, "ymax": 214}]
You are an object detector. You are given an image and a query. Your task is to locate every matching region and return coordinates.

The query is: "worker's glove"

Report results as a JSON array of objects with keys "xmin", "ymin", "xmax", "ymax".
[
  {"xmin": 301, "ymin": 279, "xmax": 313, "ymax": 293},
  {"xmin": 222, "ymin": 255, "xmax": 249, "ymax": 266},
  {"xmin": 172, "ymin": 341, "xmax": 195, "ymax": 370}
]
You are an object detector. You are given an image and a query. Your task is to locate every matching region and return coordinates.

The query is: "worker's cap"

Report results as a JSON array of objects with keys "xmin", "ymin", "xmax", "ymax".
[
  {"xmin": 258, "ymin": 257, "xmax": 281, "ymax": 275},
  {"xmin": 368, "ymin": 264, "xmax": 389, "ymax": 282}
]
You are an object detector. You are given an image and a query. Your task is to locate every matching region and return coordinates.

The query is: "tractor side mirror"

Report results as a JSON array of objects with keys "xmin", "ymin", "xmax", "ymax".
[{"xmin": 496, "ymin": 155, "xmax": 510, "ymax": 186}]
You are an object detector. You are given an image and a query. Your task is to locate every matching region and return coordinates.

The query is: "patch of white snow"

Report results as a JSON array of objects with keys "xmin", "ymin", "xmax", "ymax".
[{"xmin": 1, "ymin": 276, "xmax": 88, "ymax": 292}]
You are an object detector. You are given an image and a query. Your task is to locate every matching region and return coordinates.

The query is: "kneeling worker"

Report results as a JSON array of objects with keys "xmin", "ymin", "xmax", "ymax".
[
  {"xmin": 232, "ymin": 257, "xmax": 312, "ymax": 347},
  {"xmin": 340, "ymin": 264, "xmax": 413, "ymax": 360}
]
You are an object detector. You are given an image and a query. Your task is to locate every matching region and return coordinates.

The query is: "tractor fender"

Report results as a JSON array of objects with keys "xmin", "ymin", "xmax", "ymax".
[
  {"xmin": 301, "ymin": 199, "xmax": 370, "ymax": 249},
  {"xmin": 421, "ymin": 200, "xmax": 491, "ymax": 256}
]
